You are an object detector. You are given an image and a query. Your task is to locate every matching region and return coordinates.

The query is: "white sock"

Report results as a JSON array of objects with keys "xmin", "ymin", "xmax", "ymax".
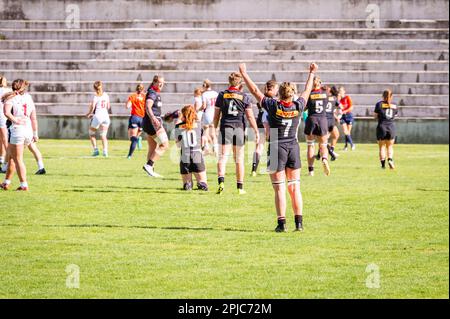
[
  {"xmin": 20, "ymin": 181, "xmax": 28, "ymax": 188},
  {"xmin": 37, "ymin": 160, "xmax": 45, "ymax": 170},
  {"xmin": 4, "ymin": 179, "xmax": 11, "ymax": 185},
  {"xmin": 0, "ymin": 156, "xmax": 4, "ymax": 164}
]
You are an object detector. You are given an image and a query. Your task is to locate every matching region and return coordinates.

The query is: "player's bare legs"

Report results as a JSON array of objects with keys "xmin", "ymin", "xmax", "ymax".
[
  {"xmin": 318, "ymin": 135, "xmax": 331, "ymax": 176},
  {"xmin": 329, "ymin": 126, "xmax": 340, "ymax": 159},
  {"xmin": 0, "ymin": 127, "xmax": 7, "ymax": 165},
  {"xmin": 233, "ymin": 145, "xmax": 245, "ymax": 194},
  {"xmin": 387, "ymin": 139, "xmax": 395, "ymax": 169},
  {"xmin": 306, "ymin": 135, "xmax": 316, "ymax": 176},
  {"xmin": 147, "ymin": 135, "xmax": 157, "ymax": 162},
  {"xmin": 286, "ymin": 167, "xmax": 303, "ymax": 231},
  {"xmin": 89, "ymin": 127, "xmax": 98, "ymax": 156},
  {"xmin": 217, "ymin": 144, "xmax": 231, "ymax": 194},
  {"xmin": 182, "ymin": 173, "xmax": 193, "ymax": 190},
  {"xmin": 100, "ymin": 124, "xmax": 109, "ymax": 157},
  {"xmin": 194, "ymin": 171, "xmax": 208, "ymax": 191},
  {"xmin": 270, "ymin": 170, "xmax": 287, "ymax": 232},
  {"xmin": 4, "ymin": 144, "xmax": 28, "ymax": 189},
  {"xmin": 28, "ymin": 142, "xmax": 46, "ymax": 174}
]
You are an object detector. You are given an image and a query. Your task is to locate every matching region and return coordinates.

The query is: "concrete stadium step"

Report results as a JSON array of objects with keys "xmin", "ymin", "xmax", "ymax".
[
  {"xmin": 1, "ymin": 49, "xmax": 448, "ymax": 61},
  {"xmin": 1, "ymin": 39, "xmax": 448, "ymax": 51},
  {"xmin": 29, "ymin": 92, "xmax": 449, "ymax": 106},
  {"xmin": 2, "ymin": 70, "xmax": 448, "ymax": 83},
  {"xmin": 2, "ymin": 28, "xmax": 448, "ymax": 40},
  {"xmin": 28, "ymin": 81, "xmax": 450, "ymax": 96},
  {"xmin": 35, "ymin": 103, "xmax": 449, "ymax": 118},
  {"xmin": 1, "ymin": 60, "xmax": 447, "ymax": 72},
  {"xmin": 1, "ymin": 19, "xmax": 448, "ymax": 29}
]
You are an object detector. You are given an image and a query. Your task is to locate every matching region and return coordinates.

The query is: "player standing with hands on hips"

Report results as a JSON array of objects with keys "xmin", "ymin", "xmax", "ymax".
[{"xmin": 240, "ymin": 62, "xmax": 317, "ymax": 232}]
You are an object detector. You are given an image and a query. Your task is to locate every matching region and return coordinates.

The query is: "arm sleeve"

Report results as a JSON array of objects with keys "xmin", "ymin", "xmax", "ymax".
[
  {"xmin": 243, "ymin": 94, "xmax": 252, "ymax": 109},
  {"xmin": 146, "ymin": 91, "xmax": 157, "ymax": 102},
  {"xmin": 374, "ymin": 103, "xmax": 380, "ymax": 114},
  {"xmin": 215, "ymin": 92, "xmax": 223, "ymax": 108},
  {"xmin": 296, "ymin": 97, "xmax": 306, "ymax": 112}
]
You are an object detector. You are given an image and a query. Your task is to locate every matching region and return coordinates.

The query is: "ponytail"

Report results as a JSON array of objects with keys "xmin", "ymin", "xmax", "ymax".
[
  {"xmin": 181, "ymin": 104, "xmax": 197, "ymax": 131},
  {"xmin": 2, "ymin": 79, "xmax": 28, "ymax": 103}
]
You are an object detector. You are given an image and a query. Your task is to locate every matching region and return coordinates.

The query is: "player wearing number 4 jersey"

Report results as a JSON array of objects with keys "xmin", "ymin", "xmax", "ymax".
[
  {"xmin": 374, "ymin": 89, "xmax": 398, "ymax": 170},
  {"xmin": 0, "ymin": 79, "xmax": 38, "ymax": 191},
  {"xmin": 240, "ymin": 62, "xmax": 317, "ymax": 233},
  {"xmin": 175, "ymin": 105, "xmax": 208, "ymax": 191},
  {"xmin": 213, "ymin": 72, "xmax": 259, "ymax": 195},
  {"xmin": 304, "ymin": 76, "xmax": 331, "ymax": 176}
]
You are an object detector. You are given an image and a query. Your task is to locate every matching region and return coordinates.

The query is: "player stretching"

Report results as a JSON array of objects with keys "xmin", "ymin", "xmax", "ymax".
[
  {"xmin": 86, "ymin": 81, "xmax": 110, "ymax": 157},
  {"xmin": 304, "ymin": 75, "xmax": 331, "ymax": 176},
  {"xmin": 339, "ymin": 86, "xmax": 355, "ymax": 151},
  {"xmin": 0, "ymin": 79, "xmax": 38, "ymax": 191},
  {"xmin": 175, "ymin": 105, "xmax": 208, "ymax": 191},
  {"xmin": 0, "ymin": 76, "xmax": 12, "ymax": 172},
  {"xmin": 240, "ymin": 63, "xmax": 316, "ymax": 232},
  {"xmin": 374, "ymin": 89, "xmax": 398, "ymax": 170},
  {"xmin": 142, "ymin": 75, "xmax": 169, "ymax": 178},
  {"xmin": 126, "ymin": 84, "xmax": 146, "ymax": 159},
  {"xmin": 251, "ymin": 80, "xmax": 278, "ymax": 176},
  {"xmin": 214, "ymin": 72, "xmax": 259, "ymax": 195},
  {"xmin": 201, "ymin": 79, "xmax": 219, "ymax": 156}
]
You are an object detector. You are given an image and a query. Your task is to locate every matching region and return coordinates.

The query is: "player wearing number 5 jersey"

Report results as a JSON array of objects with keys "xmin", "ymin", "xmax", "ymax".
[
  {"xmin": 240, "ymin": 62, "xmax": 316, "ymax": 233},
  {"xmin": 374, "ymin": 89, "xmax": 398, "ymax": 170},
  {"xmin": 175, "ymin": 105, "xmax": 208, "ymax": 191},
  {"xmin": 0, "ymin": 79, "xmax": 38, "ymax": 191},
  {"xmin": 304, "ymin": 75, "xmax": 331, "ymax": 176},
  {"xmin": 214, "ymin": 72, "xmax": 259, "ymax": 195},
  {"xmin": 86, "ymin": 81, "xmax": 111, "ymax": 157}
]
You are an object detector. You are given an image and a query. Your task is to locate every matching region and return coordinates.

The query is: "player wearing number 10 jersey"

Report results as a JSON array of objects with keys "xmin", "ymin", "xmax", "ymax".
[
  {"xmin": 240, "ymin": 62, "xmax": 316, "ymax": 233},
  {"xmin": 213, "ymin": 72, "xmax": 259, "ymax": 195},
  {"xmin": 374, "ymin": 89, "xmax": 398, "ymax": 170},
  {"xmin": 304, "ymin": 75, "xmax": 331, "ymax": 176},
  {"xmin": 175, "ymin": 105, "xmax": 208, "ymax": 191}
]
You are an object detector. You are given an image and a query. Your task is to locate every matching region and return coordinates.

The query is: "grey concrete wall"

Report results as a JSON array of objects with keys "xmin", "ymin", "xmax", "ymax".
[
  {"xmin": 37, "ymin": 115, "xmax": 449, "ymax": 144},
  {"xmin": 1, "ymin": 0, "xmax": 449, "ymax": 20}
]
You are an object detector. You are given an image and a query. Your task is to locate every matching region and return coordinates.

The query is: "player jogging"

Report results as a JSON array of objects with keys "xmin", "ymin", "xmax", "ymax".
[
  {"xmin": 0, "ymin": 79, "xmax": 38, "ymax": 191},
  {"xmin": 175, "ymin": 105, "xmax": 208, "ymax": 191},
  {"xmin": 240, "ymin": 62, "xmax": 316, "ymax": 232},
  {"xmin": 304, "ymin": 75, "xmax": 331, "ymax": 176},
  {"xmin": 86, "ymin": 81, "xmax": 111, "ymax": 157},
  {"xmin": 251, "ymin": 80, "xmax": 278, "ymax": 176},
  {"xmin": 201, "ymin": 79, "xmax": 219, "ymax": 156},
  {"xmin": 126, "ymin": 84, "xmax": 146, "ymax": 159},
  {"xmin": 374, "ymin": 89, "xmax": 398, "ymax": 170},
  {"xmin": 142, "ymin": 75, "xmax": 169, "ymax": 178},
  {"xmin": 213, "ymin": 72, "xmax": 259, "ymax": 195},
  {"xmin": 339, "ymin": 86, "xmax": 355, "ymax": 151}
]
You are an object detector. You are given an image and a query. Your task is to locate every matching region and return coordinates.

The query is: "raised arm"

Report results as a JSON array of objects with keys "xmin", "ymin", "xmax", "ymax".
[
  {"xmin": 299, "ymin": 63, "xmax": 318, "ymax": 103},
  {"xmin": 239, "ymin": 63, "xmax": 265, "ymax": 104}
]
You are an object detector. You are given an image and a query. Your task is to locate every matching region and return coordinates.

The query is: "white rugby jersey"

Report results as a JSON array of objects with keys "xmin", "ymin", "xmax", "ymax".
[
  {"xmin": 202, "ymin": 89, "xmax": 218, "ymax": 112},
  {"xmin": 6, "ymin": 93, "xmax": 36, "ymax": 126},
  {"xmin": 92, "ymin": 93, "xmax": 110, "ymax": 117},
  {"xmin": 0, "ymin": 87, "xmax": 12, "ymax": 116}
]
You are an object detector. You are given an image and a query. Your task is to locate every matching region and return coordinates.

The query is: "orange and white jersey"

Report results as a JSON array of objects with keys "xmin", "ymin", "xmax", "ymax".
[
  {"xmin": 6, "ymin": 93, "xmax": 36, "ymax": 128},
  {"xmin": 92, "ymin": 93, "xmax": 110, "ymax": 118}
]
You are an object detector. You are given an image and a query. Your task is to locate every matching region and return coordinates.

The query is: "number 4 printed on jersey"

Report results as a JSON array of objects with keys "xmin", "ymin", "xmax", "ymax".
[{"xmin": 228, "ymin": 100, "xmax": 239, "ymax": 116}]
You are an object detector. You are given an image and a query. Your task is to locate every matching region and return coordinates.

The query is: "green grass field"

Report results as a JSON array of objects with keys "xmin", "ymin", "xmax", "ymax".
[{"xmin": 0, "ymin": 140, "xmax": 448, "ymax": 299}]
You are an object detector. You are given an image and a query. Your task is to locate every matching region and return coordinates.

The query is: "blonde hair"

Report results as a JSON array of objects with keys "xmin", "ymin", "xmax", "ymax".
[
  {"xmin": 383, "ymin": 89, "xmax": 393, "ymax": 103},
  {"xmin": 2, "ymin": 79, "xmax": 29, "ymax": 103},
  {"xmin": 203, "ymin": 79, "xmax": 212, "ymax": 90},
  {"xmin": 279, "ymin": 82, "xmax": 296, "ymax": 101},
  {"xmin": 93, "ymin": 81, "xmax": 103, "ymax": 95},
  {"xmin": 136, "ymin": 83, "xmax": 144, "ymax": 93},
  {"xmin": 181, "ymin": 104, "xmax": 197, "ymax": 131},
  {"xmin": 0, "ymin": 76, "xmax": 7, "ymax": 88},
  {"xmin": 194, "ymin": 87, "xmax": 203, "ymax": 97},
  {"xmin": 228, "ymin": 72, "xmax": 242, "ymax": 87}
]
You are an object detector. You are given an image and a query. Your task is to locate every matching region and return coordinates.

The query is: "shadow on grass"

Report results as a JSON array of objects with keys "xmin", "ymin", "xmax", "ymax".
[
  {"xmin": 417, "ymin": 188, "xmax": 449, "ymax": 192},
  {"xmin": 34, "ymin": 223, "xmax": 257, "ymax": 233}
]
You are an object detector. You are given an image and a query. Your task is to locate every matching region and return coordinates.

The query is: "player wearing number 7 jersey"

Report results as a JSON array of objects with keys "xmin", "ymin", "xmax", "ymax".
[
  {"xmin": 175, "ymin": 105, "xmax": 208, "ymax": 191},
  {"xmin": 240, "ymin": 62, "xmax": 316, "ymax": 233},
  {"xmin": 213, "ymin": 72, "xmax": 260, "ymax": 195},
  {"xmin": 0, "ymin": 79, "xmax": 38, "ymax": 191},
  {"xmin": 304, "ymin": 75, "xmax": 331, "ymax": 176},
  {"xmin": 374, "ymin": 89, "xmax": 398, "ymax": 170}
]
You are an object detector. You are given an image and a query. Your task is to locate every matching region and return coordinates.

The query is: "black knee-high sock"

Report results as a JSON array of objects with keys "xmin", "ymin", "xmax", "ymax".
[
  {"xmin": 344, "ymin": 135, "xmax": 349, "ymax": 147},
  {"xmin": 128, "ymin": 136, "xmax": 138, "ymax": 157},
  {"xmin": 252, "ymin": 152, "xmax": 260, "ymax": 172}
]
